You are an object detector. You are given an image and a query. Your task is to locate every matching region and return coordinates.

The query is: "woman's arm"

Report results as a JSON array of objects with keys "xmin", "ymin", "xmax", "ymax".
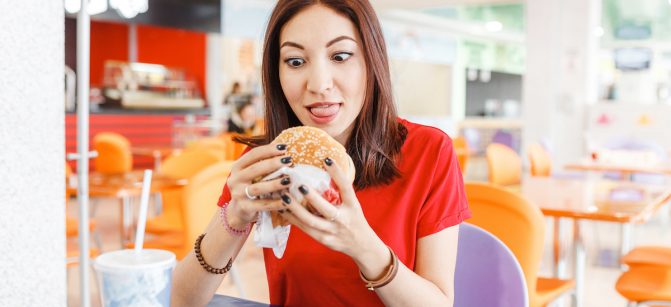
[
  {"xmin": 357, "ymin": 226, "xmax": 459, "ymax": 307},
  {"xmin": 171, "ymin": 143, "xmax": 293, "ymax": 307},
  {"xmin": 171, "ymin": 205, "xmax": 250, "ymax": 307}
]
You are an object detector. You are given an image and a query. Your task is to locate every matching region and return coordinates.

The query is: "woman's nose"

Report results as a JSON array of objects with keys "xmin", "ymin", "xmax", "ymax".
[{"xmin": 306, "ymin": 61, "xmax": 333, "ymax": 95}]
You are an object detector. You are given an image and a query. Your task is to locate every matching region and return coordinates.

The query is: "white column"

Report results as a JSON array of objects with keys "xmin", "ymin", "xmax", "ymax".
[
  {"xmin": 0, "ymin": 1, "xmax": 66, "ymax": 306},
  {"xmin": 523, "ymin": 0, "xmax": 601, "ymax": 166}
]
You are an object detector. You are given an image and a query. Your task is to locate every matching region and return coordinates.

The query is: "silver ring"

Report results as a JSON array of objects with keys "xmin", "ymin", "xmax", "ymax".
[
  {"xmin": 328, "ymin": 208, "xmax": 340, "ymax": 222},
  {"xmin": 244, "ymin": 185, "xmax": 257, "ymax": 200}
]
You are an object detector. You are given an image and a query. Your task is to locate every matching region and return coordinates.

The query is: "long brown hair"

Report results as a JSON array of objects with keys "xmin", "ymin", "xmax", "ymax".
[{"xmin": 237, "ymin": 0, "xmax": 407, "ymax": 190}]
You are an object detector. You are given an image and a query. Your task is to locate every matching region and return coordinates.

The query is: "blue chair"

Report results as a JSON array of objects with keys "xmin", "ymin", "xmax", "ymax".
[{"xmin": 455, "ymin": 223, "xmax": 529, "ymax": 307}]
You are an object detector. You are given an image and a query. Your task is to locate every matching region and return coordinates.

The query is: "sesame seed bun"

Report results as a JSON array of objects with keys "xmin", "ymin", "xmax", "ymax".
[{"xmin": 274, "ymin": 126, "xmax": 355, "ymax": 183}]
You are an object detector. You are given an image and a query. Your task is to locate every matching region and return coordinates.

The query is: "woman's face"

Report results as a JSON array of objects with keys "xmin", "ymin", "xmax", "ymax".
[{"xmin": 279, "ymin": 5, "xmax": 367, "ymax": 145}]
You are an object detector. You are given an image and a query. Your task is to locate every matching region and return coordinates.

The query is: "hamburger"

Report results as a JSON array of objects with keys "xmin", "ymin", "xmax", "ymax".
[{"xmin": 268, "ymin": 126, "xmax": 355, "ymax": 226}]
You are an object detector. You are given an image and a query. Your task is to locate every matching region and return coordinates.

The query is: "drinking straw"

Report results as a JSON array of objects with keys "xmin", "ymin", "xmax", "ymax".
[{"xmin": 134, "ymin": 169, "xmax": 153, "ymax": 254}]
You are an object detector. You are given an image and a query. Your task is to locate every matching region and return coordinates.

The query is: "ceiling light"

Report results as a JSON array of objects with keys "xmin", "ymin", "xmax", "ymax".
[{"xmin": 64, "ymin": 0, "xmax": 108, "ymax": 15}]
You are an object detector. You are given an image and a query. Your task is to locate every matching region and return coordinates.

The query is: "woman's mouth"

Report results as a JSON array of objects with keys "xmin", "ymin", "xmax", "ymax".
[{"xmin": 307, "ymin": 103, "xmax": 340, "ymax": 124}]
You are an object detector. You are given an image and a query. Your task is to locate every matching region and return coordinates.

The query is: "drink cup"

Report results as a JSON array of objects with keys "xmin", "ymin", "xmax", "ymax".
[{"xmin": 94, "ymin": 249, "xmax": 176, "ymax": 307}]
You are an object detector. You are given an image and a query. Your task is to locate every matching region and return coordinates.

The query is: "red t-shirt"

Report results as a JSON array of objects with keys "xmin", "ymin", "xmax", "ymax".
[{"xmin": 217, "ymin": 119, "xmax": 470, "ymax": 306}]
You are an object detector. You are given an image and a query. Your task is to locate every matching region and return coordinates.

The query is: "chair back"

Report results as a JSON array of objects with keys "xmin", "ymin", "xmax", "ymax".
[
  {"xmin": 464, "ymin": 182, "xmax": 545, "ymax": 305},
  {"xmin": 182, "ymin": 161, "xmax": 235, "ymax": 244},
  {"xmin": 185, "ymin": 137, "xmax": 227, "ymax": 160},
  {"xmin": 219, "ymin": 133, "xmax": 248, "ymax": 160},
  {"xmin": 527, "ymin": 143, "xmax": 552, "ymax": 177},
  {"xmin": 93, "ymin": 132, "xmax": 132, "ymax": 174},
  {"xmin": 455, "ymin": 223, "xmax": 529, "ymax": 307},
  {"xmin": 486, "ymin": 143, "xmax": 522, "ymax": 186},
  {"xmin": 159, "ymin": 150, "xmax": 223, "ymax": 179},
  {"xmin": 453, "ymin": 136, "xmax": 469, "ymax": 173}
]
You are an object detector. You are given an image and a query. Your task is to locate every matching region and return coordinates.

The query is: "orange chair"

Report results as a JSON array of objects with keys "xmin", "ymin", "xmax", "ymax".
[
  {"xmin": 465, "ymin": 182, "xmax": 574, "ymax": 307},
  {"xmin": 132, "ymin": 160, "xmax": 235, "ymax": 259},
  {"xmin": 453, "ymin": 136, "xmax": 469, "ymax": 173},
  {"xmin": 486, "ymin": 143, "xmax": 522, "ymax": 186},
  {"xmin": 528, "ymin": 143, "xmax": 552, "ymax": 177},
  {"xmin": 92, "ymin": 132, "xmax": 132, "ymax": 174},
  {"xmin": 65, "ymin": 164, "xmax": 101, "ymax": 267},
  {"xmin": 622, "ymin": 246, "xmax": 671, "ymax": 267},
  {"xmin": 144, "ymin": 150, "xmax": 223, "ymax": 236},
  {"xmin": 616, "ymin": 265, "xmax": 671, "ymax": 305},
  {"xmin": 219, "ymin": 132, "xmax": 248, "ymax": 160},
  {"xmin": 184, "ymin": 137, "xmax": 227, "ymax": 160}
]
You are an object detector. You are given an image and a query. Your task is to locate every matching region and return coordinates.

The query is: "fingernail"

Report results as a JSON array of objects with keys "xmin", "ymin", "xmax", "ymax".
[
  {"xmin": 298, "ymin": 185, "xmax": 309, "ymax": 195},
  {"xmin": 281, "ymin": 194, "xmax": 291, "ymax": 205},
  {"xmin": 276, "ymin": 144, "xmax": 287, "ymax": 151},
  {"xmin": 281, "ymin": 177, "xmax": 291, "ymax": 185},
  {"xmin": 324, "ymin": 157, "xmax": 333, "ymax": 166},
  {"xmin": 281, "ymin": 157, "xmax": 292, "ymax": 164}
]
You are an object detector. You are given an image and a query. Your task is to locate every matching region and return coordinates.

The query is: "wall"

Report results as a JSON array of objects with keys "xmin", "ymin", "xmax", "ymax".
[
  {"xmin": 66, "ymin": 19, "xmax": 207, "ymax": 98},
  {"xmin": 0, "ymin": 1, "xmax": 65, "ymax": 306},
  {"xmin": 391, "ymin": 59, "xmax": 452, "ymax": 117}
]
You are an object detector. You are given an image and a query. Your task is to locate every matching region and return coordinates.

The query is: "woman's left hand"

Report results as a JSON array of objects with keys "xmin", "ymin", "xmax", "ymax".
[{"xmin": 278, "ymin": 158, "xmax": 384, "ymax": 262}]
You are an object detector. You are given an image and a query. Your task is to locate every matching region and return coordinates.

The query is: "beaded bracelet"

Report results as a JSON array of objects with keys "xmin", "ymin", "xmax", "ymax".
[
  {"xmin": 359, "ymin": 246, "xmax": 400, "ymax": 291},
  {"xmin": 219, "ymin": 202, "xmax": 252, "ymax": 236},
  {"xmin": 194, "ymin": 233, "xmax": 233, "ymax": 275}
]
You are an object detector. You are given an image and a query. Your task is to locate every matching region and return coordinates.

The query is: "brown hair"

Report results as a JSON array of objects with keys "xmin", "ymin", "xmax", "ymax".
[{"xmin": 237, "ymin": 0, "xmax": 407, "ymax": 190}]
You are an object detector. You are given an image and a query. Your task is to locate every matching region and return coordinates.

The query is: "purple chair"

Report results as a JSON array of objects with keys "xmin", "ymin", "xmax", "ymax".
[{"xmin": 455, "ymin": 223, "xmax": 528, "ymax": 307}]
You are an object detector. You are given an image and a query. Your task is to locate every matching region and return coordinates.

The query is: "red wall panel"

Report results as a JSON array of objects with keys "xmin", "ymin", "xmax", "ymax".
[
  {"xmin": 137, "ymin": 25, "xmax": 207, "ymax": 97},
  {"xmin": 90, "ymin": 21, "xmax": 129, "ymax": 87}
]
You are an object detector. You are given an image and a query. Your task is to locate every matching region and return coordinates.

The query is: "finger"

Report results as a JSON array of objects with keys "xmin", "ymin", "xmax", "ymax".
[
  {"xmin": 237, "ymin": 154, "xmax": 293, "ymax": 183},
  {"xmin": 245, "ymin": 176, "xmax": 291, "ymax": 198},
  {"xmin": 296, "ymin": 184, "xmax": 339, "ymax": 223},
  {"xmin": 281, "ymin": 192, "xmax": 336, "ymax": 234},
  {"xmin": 233, "ymin": 143, "xmax": 287, "ymax": 172},
  {"xmin": 322, "ymin": 157, "xmax": 357, "ymax": 205},
  {"xmin": 281, "ymin": 211, "xmax": 333, "ymax": 238}
]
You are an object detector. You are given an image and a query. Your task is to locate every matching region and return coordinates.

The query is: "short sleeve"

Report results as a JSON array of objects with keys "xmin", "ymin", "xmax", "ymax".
[{"xmin": 416, "ymin": 135, "xmax": 471, "ymax": 238}]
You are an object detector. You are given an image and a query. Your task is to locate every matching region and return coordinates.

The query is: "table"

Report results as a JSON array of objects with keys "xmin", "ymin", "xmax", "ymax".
[
  {"xmin": 207, "ymin": 294, "xmax": 270, "ymax": 307},
  {"xmin": 565, "ymin": 159, "xmax": 671, "ymax": 176},
  {"xmin": 69, "ymin": 170, "xmax": 187, "ymax": 245},
  {"xmin": 131, "ymin": 146, "xmax": 178, "ymax": 171},
  {"xmin": 521, "ymin": 176, "xmax": 671, "ymax": 307}
]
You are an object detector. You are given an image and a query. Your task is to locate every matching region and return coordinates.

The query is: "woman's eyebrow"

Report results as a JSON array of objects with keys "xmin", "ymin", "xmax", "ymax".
[
  {"xmin": 280, "ymin": 35, "xmax": 356, "ymax": 50},
  {"xmin": 326, "ymin": 35, "xmax": 356, "ymax": 47},
  {"xmin": 280, "ymin": 41, "xmax": 304, "ymax": 50}
]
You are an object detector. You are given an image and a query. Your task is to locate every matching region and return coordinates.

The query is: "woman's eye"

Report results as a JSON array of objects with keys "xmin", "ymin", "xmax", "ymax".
[
  {"xmin": 332, "ymin": 52, "xmax": 353, "ymax": 62},
  {"xmin": 285, "ymin": 58, "xmax": 305, "ymax": 68}
]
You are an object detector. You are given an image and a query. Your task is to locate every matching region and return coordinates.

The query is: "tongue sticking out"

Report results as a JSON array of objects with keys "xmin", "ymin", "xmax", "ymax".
[{"xmin": 309, "ymin": 104, "xmax": 339, "ymax": 117}]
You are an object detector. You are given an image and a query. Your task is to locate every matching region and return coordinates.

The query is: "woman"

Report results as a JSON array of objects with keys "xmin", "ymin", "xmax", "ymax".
[{"xmin": 172, "ymin": 1, "xmax": 470, "ymax": 306}]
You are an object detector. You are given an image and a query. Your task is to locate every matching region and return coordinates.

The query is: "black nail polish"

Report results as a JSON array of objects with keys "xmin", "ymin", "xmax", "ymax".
[
  {"xmin": 324, "ymin": 157, "xmax": 333, "ymax": 166},
  {"xmin": 281, "ymin": 177, "xmax": 291, "ymax": 185},
  {"xmin": 281, "ymin": 157, "xmax": 292, "ymax": 164},
  {"xmin": 298, "ymin": 185, "xmax": 309, "ymax": 195},
  {"xmin": 281, "ymin": 194, "xmax": 291, "ymax": 205},
  {"xmin": 276, "ymin": 144, "xmax": 287, "ymax": 151}
]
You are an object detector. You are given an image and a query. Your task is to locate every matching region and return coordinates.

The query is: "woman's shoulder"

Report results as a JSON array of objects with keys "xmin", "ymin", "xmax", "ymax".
[{"xmin": 398, "ymin": 118, "xmax": 454, "ymax": 149}]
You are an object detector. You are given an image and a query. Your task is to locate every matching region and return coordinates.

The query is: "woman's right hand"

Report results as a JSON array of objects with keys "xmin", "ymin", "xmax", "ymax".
[{"xmin": 225, "ymin": 143, "xmax": 293, "ymax": 227}]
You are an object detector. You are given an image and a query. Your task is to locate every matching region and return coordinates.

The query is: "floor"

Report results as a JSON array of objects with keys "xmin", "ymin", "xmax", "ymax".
[{"xmin": 66, "ymin": 158, "xmax": 671, "ymax": 307}]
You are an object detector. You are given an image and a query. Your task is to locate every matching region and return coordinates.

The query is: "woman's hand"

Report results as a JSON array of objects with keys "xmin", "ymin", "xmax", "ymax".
[
  {"xmin": 225, "ymin": 143, "xmax": 295, "ymax": 227},
  {"xmin": 279, "ymin": 158, "xmax": 387, "ymax": 265}
]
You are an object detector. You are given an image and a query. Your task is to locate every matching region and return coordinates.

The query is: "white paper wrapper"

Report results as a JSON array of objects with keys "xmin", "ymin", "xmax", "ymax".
[{"xmin": 253, "ymin": 164, "xmax": 333, "ymax": 258}]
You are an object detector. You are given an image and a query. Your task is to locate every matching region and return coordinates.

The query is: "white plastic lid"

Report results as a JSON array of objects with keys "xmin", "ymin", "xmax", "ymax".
[{"xmin": 94, "ymin": 249, "xmax": 176, "ymax": 273}]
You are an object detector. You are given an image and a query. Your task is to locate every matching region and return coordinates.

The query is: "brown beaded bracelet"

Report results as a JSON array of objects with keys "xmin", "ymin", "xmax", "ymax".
[
  {"xmin": 194, "ymin": 233, "xmax": 233, "ymax": 275},
  {"xmin": 359, "ymin": 246, "xmax": 399, "ymax": 291}
]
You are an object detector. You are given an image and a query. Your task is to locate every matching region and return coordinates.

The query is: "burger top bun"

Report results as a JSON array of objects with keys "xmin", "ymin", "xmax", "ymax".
[{"xmin": 274, "ymin": 126, "xmax": 355, "ymax": 183}]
